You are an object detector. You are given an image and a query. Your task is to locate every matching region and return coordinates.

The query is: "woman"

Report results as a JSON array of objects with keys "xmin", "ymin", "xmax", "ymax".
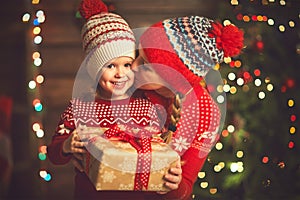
[{"xmin": 131, "ymin": 15, "xmax": 244, "ymax": 199}]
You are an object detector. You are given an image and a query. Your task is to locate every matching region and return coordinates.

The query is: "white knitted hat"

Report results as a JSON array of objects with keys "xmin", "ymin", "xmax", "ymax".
[{"xmin": 79, "ymin": 0, "xmax": 136, "ymax": 81}]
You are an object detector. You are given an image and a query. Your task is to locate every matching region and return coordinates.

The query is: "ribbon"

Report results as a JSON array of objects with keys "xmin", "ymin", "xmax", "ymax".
[{"xmin": 104, "ymin": 124, "xmax": 153, "ymax": 190}]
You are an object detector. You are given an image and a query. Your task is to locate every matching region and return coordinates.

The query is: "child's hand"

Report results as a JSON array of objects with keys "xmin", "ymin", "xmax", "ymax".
[
  {"xmin": 62, "ymin": 130, "xmax": 87, "ymax": 154},
  {"xmin": 158, "ymin": 160, "xmax": 182, "ymax": 194}
]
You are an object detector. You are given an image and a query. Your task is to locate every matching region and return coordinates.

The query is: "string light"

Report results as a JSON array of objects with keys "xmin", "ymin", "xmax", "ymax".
[{"xmin": 24, "ymin": 1, "xmax": 49, "ymax": 184}]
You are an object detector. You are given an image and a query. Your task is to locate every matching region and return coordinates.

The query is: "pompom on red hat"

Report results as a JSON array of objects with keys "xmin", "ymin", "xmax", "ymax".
[
  {"xmin": 139, "ymin": 16, "xmax": 244, "ymax": 94},
  {"xmin": 79, "ymin": 0, "xmax": 136, "ymax": 81}
]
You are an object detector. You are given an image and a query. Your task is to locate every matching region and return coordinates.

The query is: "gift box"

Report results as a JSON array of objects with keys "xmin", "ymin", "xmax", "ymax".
[{"xmin": 80, "ymin": 127, "xmax": 180, "ymax": 191}]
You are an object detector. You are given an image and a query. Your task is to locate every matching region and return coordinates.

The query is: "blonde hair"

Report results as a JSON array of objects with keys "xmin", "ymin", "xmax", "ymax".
[{"xmin": 161, "ymin": 93, "xmax": 183, "ymax": 143}]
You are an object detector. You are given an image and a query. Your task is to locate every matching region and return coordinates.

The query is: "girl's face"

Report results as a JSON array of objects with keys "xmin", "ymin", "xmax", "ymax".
[
  {"xmin": 132, "ymin": 48, "xmax": 167, "ymax": 90},
  {"xmin": 98, "ymin": 56, "xmax": 134, "ymax": 100}
]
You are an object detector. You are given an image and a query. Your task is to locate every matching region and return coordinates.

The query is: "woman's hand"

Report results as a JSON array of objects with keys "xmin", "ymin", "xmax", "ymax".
[
  {"xmin": 63, "ymin": 130, "xmax": 87, "ymax": 172},
  {"xmin": 158, "ymin": 159, "xmax": 182, "ymax": 194}
]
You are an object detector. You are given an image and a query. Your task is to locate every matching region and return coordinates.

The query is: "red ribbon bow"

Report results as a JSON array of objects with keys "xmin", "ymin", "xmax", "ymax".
[{"xmin": 104, "ymin": 124, "xmax": 152, "ymax": 190}]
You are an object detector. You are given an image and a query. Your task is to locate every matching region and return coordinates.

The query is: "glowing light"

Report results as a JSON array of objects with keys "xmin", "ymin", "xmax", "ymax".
[
  {"xmin": 36, "ymin": 129, "xmax": 44, "ymax": 138},
  {"xmin": 39, "ymin": 170, "xmax": 47, "ymax": 178},
  {"xmin": 44, "ymin": 173, "xmax": 52, "ymax": 182},
  {"xmin": 230, "ymin": 86, "xmax": 237, "ymax": 94},
  {"xmin": 288, "ymin": 21, "xmax": 295, "ymax": 28},
  {"xmin": 38, "ymin": 152, "xmax": 46, "ymax": 161},
  {"xmin": 254, "ymin": 69, "xmax": 261, "ymax": 76},
  {"xmin": 223, "ymin": 20, "xmax": 232, "ymax": 26},
  {"xmin": 28, "ymin": 80, "xmax": 37, "ymax": 89},
  {"xmin": 33, "ymin": 18, "xmax": 39, "ymax": 26},
  {"xmin": 36, "ymin": 10, "xmax": 44, "ymax": 17},
  {"xmin": 257, "ymin": 15, "xmax": 264, "ymax": 22},
  {"xmin": 215, "ymin": 142, "xmax": 223, "ymax": 150},
  {"xmin": 265, "ymin": 77, "xmax": 271, "ymax": 83},
  {"xmin": 267, "ymin": 18, "xmax": 274, "ymax": 26},
  {"xmin": 222, "ymin": 130, "xmax": 229, "ymax": 137},
  {"xmin": 243, "ymin": 15, "xmax": 250, "ymax": 22},
  {"xmin": 290, "ymin": 126, "xmax": 296, "ymax": 134},
  {"xmin": 198, "ymin": 172, "xmax": 205, "ymax": 179},
  {"xmin": 254, "ymin": 79, "xmax": 262, "ymax": 87},
  {"xmin": 200, "ymin": 182, "xmax": 208, "ymax": 188},
  {"xmin": 230, "ymin": 0, "xmax": 239, "ymax": 5},
  {"xmin": 32, "ymin": 51, "xmax": 40, "ymax": 60},
  {"xmin": 32, "ymin": 122, "xmax": 41, "ymax": 131},
  {"xmin": 216, "ymin": 95, "xmax": 225, "ymax": 104},
  {"xmin": 33, "ymin": 27, "xmax": 41, "ymax": 35},
  {"xmin": 214, "ymin": 165, "xmax": 222, "ymax": 172},
  {"xmin": 262, "ymin": 156, "xmax": 269, "ymax": 164},
  {"xmin": 34, "ymin": 102, "xmax": 43, "ymax": 112},
  {"xmin": 290, "ymin": 115, "xmax": 296, "ymax": 122},
  {"xmin": 38, "ymin": 15, "xmax": 46, "ymax": 24},
  {"xmin": 218, "ymin": 162, "xmax": 225, "ymax": 169},
  {"xmin": 224, "ymin": 57, "xmax": 232, "ymax": 63},
  {"xmin": 39, "ymin": 145, "xmax": 47, "ymax": 154},
  {"xmin": 227, "ymin": 125, "xmax": 235, "ymax": 133},
  {"xmin": 228, "ymin": 72, "xmax": 236, "ymax": 81},
  {"xmin": 223, "ymin": 84, "xmax": 230, "ymax": 93},
  {"xmin": 235, "ymin": 60, "xmax": 242, "ymax": 68},
  {"xmin": 243, "ymin": 71, "xmax": 251, "ymax": 80},
  {"xmin": 279, "ymin": 0, "xmax": 286, "ymax": 6},
  {"xmin": 278, "ymin": 162, "xmax": 285, "ymax": 168},
  {"xmin": 217, "ymin": 85, "xmax": 224, "ymax": 93},
  {"xmin": 34, "ymin": 57, "xmax": 42, "ymax": 66},
  {"xmin": 22, "ymin": 13, "xmax": 31, "ymax": 22},
  {"xmin": 288, "ymin": 141, "xmax": 294, "ymax": 149},
  {"xmin": 237, "ymin": 165, "xmax": 244, "ymax": 172},
  {"xmin": 237, "ymin": 78, "xmax": 244, "ymax": 86},
  {"xmin": 258, "ymin": 91, "xmax": 266, "ymax": 99},
  {"xmin": 209, "ymin": 188, "xmax": 217, "ymax": 195},
  {"xmin": 36, "ymin": 75, "xmax": 44, "ymax": 84},
  {"xmin": 236, "ymin": 150, "xmax": 244, "ymax": 158},
  {"xmin": 267, "ymin": 84, "xmax": 274, "ymax": 91},
  {"xmin": 32, "ymin": 98, "xmax": 41, "ymax": 106},
  {"xmin": 288, "ymin": 99, "xmax": 294, "ymax": 107},
  {"xmin": 230, "ymin": 163, "xmax": 238, "ymax": 172},
  {"xmin": 236, "ymin": 13, "xmax": 243, "ymax": 21},
  {"xmin": 34, "ymin": 35, "xmax": 43, "ymax": 44},
  {"xmin": 32, "ymin": 0, "xmax": 40, "ymax": 4},
  {"xmin": 279, "ymin": 25, "xmax": 285, "ymax": 32}
]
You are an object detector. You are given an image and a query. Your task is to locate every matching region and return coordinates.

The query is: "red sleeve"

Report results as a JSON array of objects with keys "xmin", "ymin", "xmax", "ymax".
[
  {"xmin": 162, "ymin": 147, "xmax": 206, "ymax": 200},
  {"xmin": 47, "ymin": 101, "xmax": 75, "ymax": 165}
]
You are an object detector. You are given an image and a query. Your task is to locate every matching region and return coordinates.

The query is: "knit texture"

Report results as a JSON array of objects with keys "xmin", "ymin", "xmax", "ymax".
[
  {"xmin": 79, "ymin": 0, "xmax": 136, "ymax": 81},
  {"xmin": 140, "ymin": 16, "xmax": 244, "ymax": 93}
]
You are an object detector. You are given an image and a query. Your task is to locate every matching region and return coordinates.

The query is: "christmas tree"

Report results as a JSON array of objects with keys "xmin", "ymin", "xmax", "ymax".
[{"xmin": 193, "ymin": 1, "xmax": 300, "ymax": 199}]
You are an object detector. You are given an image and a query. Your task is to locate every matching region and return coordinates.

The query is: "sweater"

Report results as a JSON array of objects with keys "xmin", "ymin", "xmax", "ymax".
[{"xmin": 47, "ymin": 89, "xmax": 220, "ymax": 200}]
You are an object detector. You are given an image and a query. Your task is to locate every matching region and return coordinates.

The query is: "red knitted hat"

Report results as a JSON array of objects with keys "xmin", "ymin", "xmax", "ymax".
[
  {"xmin": 139, "ymin": 16, "xmax": 244, "ymax": 94},
  {"xmin": 79, "ymin": 0, "xmax": 136, "ymax": 81}
]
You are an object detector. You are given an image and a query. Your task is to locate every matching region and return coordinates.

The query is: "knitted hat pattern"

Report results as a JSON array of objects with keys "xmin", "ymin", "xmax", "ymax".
[
  {"xmin": 79, "ymin": 0, "xmax": 136, "ymax": 81},
  {"xmin": 140, "ymin": 16, "xmax": 244, "ymax": 94}
]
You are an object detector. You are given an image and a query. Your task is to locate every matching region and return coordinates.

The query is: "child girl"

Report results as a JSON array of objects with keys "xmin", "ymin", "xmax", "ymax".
[{"xmin": 47, "ymin": 0, "xmax": 182, "ymax": 199}]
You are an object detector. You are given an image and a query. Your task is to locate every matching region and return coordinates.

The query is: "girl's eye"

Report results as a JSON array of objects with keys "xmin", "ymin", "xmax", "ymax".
[
  {"xmin": 124, "ymin": 63, "xmax": 132, "ymax": 68},
  {"xmin": 106, "ymin": 64, "xmax": 115, "ymax": 69}
]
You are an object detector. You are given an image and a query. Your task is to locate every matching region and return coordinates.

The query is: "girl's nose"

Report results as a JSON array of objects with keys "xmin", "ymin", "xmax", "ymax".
[{"xmin": 115, "ymin": 66, "xmax": 126, "ymax": 77}]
